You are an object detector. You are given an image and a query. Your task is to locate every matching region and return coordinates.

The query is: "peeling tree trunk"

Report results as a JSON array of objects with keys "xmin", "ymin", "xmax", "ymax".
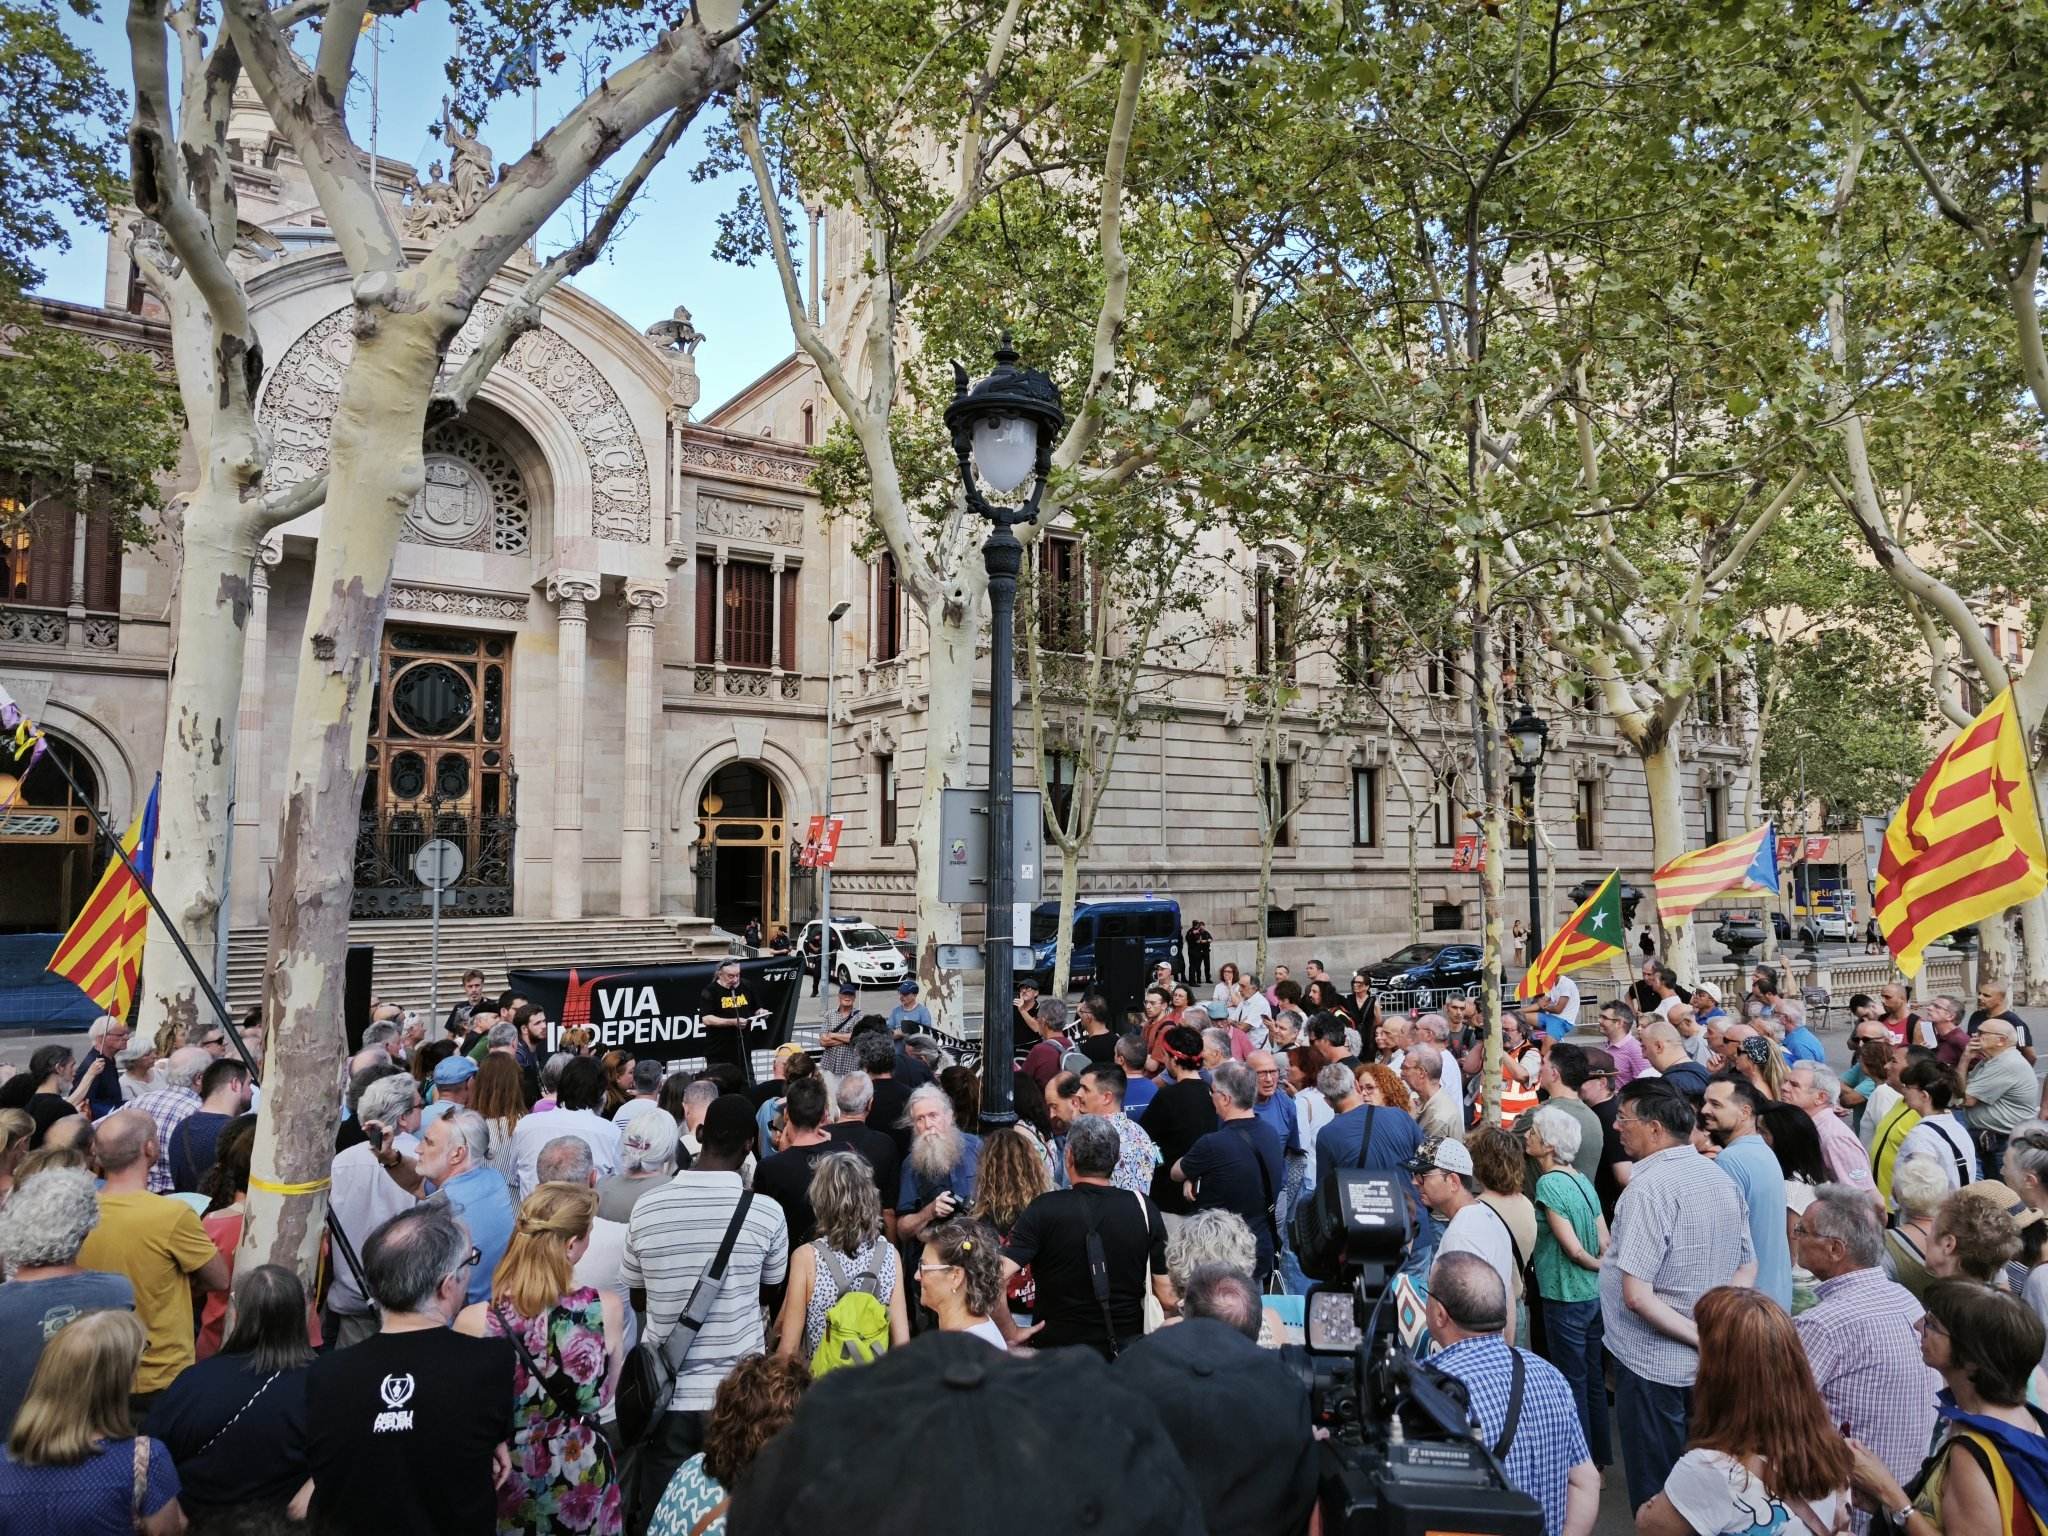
[
  {"xmin": 911, "ymin": 594, "xmax": 976, "ymax": 1033},
  {"xmin": 241, "ymin": 308, "xmax": 443, "ymax": 1278},
  {"xmin": 1051, "ymin": 849, "xmax": 1082, "ymax": 995},
  {"xmin": 1640, "ymin": 738, "xmax": 1702, "ymax": 982}
]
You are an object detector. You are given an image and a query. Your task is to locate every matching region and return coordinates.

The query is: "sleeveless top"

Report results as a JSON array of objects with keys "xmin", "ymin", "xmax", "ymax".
[{"xmin": 801, "ymin": 1237, "xmax": 896, "ymax": 1360}]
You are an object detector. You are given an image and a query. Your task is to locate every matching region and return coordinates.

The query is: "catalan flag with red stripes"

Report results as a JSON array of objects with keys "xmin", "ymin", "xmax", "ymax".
[
  {"xmin": 1519, "ymin": 870, "xmax": 1626, "ymax": 1001},
  {"xmin": 1876, "ymin": 689, "xmax": 2047, "ymax": 978},
  {"xmin": 1653, "ymin": 824, "xmax": 1780, "ymax": 927},
  {"xmin": 46, "ymin": 775, "xmax": 158, "ymax": 1017}
]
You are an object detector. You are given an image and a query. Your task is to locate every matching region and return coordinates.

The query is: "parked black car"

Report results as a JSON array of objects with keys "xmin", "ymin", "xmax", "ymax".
[
  {"xmin": 1566, "ymin": 877, "xmax": 1646, "ymax": 928},
  {"xmin": 1362, "ymin": 942, "xmax": 1483, "ymax": 993}
]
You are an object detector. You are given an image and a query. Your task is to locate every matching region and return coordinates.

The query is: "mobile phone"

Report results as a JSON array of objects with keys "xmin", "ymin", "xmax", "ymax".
[{"xmin": 366, "ymin": 1123, "xmax": 386, "ymax": 1153}]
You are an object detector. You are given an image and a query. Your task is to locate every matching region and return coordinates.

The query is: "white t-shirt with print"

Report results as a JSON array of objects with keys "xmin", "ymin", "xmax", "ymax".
[{"xmin": 1664, "ymin": 1448, "xmax": 1845, "ymax": 1536}]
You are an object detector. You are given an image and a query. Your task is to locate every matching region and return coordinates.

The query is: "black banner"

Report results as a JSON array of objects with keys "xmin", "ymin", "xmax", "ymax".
[{"xmin": 507, "ymin": 955, "xmax": 803, "ymax": 1067}]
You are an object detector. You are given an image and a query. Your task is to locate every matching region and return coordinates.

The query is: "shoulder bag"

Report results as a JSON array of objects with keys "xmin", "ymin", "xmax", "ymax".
[{"xmin": 616, "ymin": 1191, "xmax": 754, "ymax": 1445}]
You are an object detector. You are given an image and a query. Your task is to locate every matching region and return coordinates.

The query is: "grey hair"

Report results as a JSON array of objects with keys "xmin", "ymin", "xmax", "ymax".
[
  {"xmin": 162, "ymin": 1046, "xmax": 210, "ymax": 1091},
  {"xmin": 115, "ymin": 1042, "xmax": 153, "ymax": 1069},
  {"xmin": 836, "ymin": 1070, "xmax": 875, "ymax": 1117},
  {"xmin": 1211, "ymin": 1059, "xmax": 1257, "ymax": 1111},
  {"xmin": 1531, "ymin": 1104, "xmax": 1583, "ymax": 1163},
  {"xmin": 1166, "ymin": 1208, "xmax": 1257, "ymax": 1298},
  {"xmin": 358, "ymin": 1072, "xmax": 419, "ymax": 1130},
  {"xmin": 1805, "ymin": 1183, "xmax": 1885, "ymax": 1268},
  {"xmin": 1800, "ymin": 1063, "xmax": 1842, "ymax": 1107},
  {"xmin": 0, "ymin": 1167, "xmax": 100, "ymax": 1267},
  {"xmin": 1182, "ymin": 1264, "xmax": 1262, "ymax": 1340},
  {"xmin": 2004, "ymin": 1120, "xmax": 2048, "ymax": 1194},
  {"xmin": 632, "ymin": 1058, "xmax": 664, "ymax": 1094},
  {"xmin": 1776, "ymin": 997, "xmax": 1806, "ymax": 1029},
  {"xmin": 621, "ymin": 1111, "xmax": 679, "ymax": 1174},
  {"xmin": 540, "ymin": 1052, "xmax": 573, "ymax": 1094},
  {"xmin": 1201, "ymin": 1027, "xmax": 1232, "ymax": 1059},
  {"xmin": 905, "ymin": 1034, "xmax": 942, "ymax": 1071},
  {"xmin": 1416, "ymin": 1013, "xmax": 1451, "ymax": 1043},
  {"xmin": 1066, "ymin": 1114, "xmax": 1121, "ymax": 1179},
  {"xmin": 1035, "ymin": 997, "xmax": 1070, "ymax": 1034},
  {"xmin": 681, "ymin": 1079, "xmax": 720, "ymax": 1115},
  {"xmin": 1934, "ymin": 994, "xmax": 1966, "ymax": 1022},
  {"xmin": 363, "ymin": 1202, "xmax": 470, "ymax": 1314},
  {"xmin": 87, "ymin": 1016, "xmax": 123, "ymax": 1045},
  {"xmin": 362, "ymin": 1020, "xmax": 400, "ymax": 1048},
  {"xmin": 1406, "ymin": 1042, "xmax": 1444, "ymax": 1083},
  {"xmin": 1892, "ymin": 1154, "xmax": 1951, "ymax": 1219},
  {"xmin": 537, "ymin": 1134, "xmax": 595, "ymax": 1185},
  {"xmin": 1316, "ymin": 1062, "xmax": 1356, "ymax": 1100},
  {"xmin": 441, "ymin": 1108, "xmax": 491, "ymax": 1170},
  {"xmin": 1431, "ymin": 1250, "xmax": 1508, "ymax": 1333},
  {"xmin": 905, "ymin": 1083, "xmax": 955, "ymax": 1129},
  {"xmin": 486, "ymin": 1021, "xmax": 519, "ymax": 1051}
]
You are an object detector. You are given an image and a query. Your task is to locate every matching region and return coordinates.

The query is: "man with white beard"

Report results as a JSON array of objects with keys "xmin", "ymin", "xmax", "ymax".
[{"xmin": 895, "ymin": 1084, "xmax": 984, "ymax": 1242}]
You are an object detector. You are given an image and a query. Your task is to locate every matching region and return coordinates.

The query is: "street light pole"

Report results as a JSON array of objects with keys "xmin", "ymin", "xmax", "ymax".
[
  {"xmin": 946, "ymin": 335, "xmax": 1064, "ymax": 1131},
  {"xmin": 1505, "ymin": 700, "xmax": 1551, "ymax": 966},
  {"xmin": 820, "ymin": 599, "xmax": 851, "ymax": 1023}
]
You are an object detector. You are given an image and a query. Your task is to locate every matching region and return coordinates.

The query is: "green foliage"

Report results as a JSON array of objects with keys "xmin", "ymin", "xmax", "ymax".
[
  {"xmin": 1760, "ymin": 627, "xmax": 1932, "ymax": 823},
  {"xmin": 0, "ymin": 0, "xmax": 124, "ymax": 292}
]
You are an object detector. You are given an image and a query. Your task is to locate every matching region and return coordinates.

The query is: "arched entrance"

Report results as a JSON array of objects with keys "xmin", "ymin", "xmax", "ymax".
[
  {"xmin": 695, "ymin": 764, "xmax": 787, "ymax": 936},
  {"xmin": 0, "ymin": 736, "xmax": 103, "ymax": 933}
]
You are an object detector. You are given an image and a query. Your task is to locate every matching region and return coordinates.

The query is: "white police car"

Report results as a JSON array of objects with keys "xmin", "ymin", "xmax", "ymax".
[{"xmin": 797, "ymin": 918, "xmax": 909, "ymax": 988}]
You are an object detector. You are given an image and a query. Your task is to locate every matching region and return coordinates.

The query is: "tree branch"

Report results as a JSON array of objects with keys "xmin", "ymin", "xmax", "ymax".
[
  {"xmin": 259, "ymin": 472, "xmax": 327, "ymax": 527},
  {"xmin": 1846, "ymin": 77, "xmax": 1991, "ymax": 247},
  {"xmin": 897, "ymin": 0, "xmax": 1028, "ymax": 274},
  {"xmin": 313, "ymin": 0, "xmax": 367, "ymax": 106},
  {"xmin": 1703, "ymin": 467, "xmax": 1808, "ymax": 588}
]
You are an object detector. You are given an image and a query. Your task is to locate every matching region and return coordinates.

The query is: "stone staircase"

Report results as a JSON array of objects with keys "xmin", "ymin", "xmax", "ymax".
[{"xmin": 223, "ymin": 915, "xmax": 730, "ymax": 1013}]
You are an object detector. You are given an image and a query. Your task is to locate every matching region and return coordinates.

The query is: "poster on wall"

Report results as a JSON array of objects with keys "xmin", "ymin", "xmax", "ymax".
[{"xmin": 508, "ymin": 954, "xmax": 803, "ymax": 1069}]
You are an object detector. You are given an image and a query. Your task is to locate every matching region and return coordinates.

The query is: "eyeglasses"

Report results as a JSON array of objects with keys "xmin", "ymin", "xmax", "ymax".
[
  {"xmin": 1613, "ymin": 1113, "xmax": 1643, "ymax": 1129},
  {"xmin": 915, "ymin": 1262, "xmax": 957, "ymax": 1276},
  {"xmin": 1913, "ymin": 1314, "xmax": 1949, "ymax": 1337},
  {"xmin": 458, "ymin": 1246, "xmax": 482, "ymax": 1271}
]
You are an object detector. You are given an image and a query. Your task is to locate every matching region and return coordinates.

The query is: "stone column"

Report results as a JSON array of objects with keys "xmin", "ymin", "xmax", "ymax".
[
  {"xmin": 621, "ymin": 582, "xmax": 668, "ymax": 918},
  {"xmin": 229, "ymin": 543, "xmax": 279, "ymax": 927},
  {"xmin": 549, "ymin": 574, "xmax": 601, "ymax": 919}
]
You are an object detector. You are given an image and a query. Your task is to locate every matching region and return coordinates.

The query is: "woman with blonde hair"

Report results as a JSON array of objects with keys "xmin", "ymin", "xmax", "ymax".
[
  {"xmin": 470, "ymin": 1052, "xmax": 527, "ymax": 1177},
  {"xmin": 0, "ymin": 1306, "xmax": 184, "ymax": 1532},
  {"xmin": 0, "ymin": 1107, "xmax": 34, "ymax": 1210},
  {"xmin": 972, "ymin": 1126, "xmax": 1053, "ymax": 1320},
  {"xmin": 456, "ymin": 1182, "xmax": 623, "ymax": 1535},
  {"xmin": 774, "ymin": 1151, "xmax": 910, "ymax": 1365}
]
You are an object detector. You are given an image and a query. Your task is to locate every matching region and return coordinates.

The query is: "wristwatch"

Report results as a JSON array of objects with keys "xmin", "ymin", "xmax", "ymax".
[{"xmin": 1889, "ymin": 1501, "xmax": 1915, "ymax": 1528}]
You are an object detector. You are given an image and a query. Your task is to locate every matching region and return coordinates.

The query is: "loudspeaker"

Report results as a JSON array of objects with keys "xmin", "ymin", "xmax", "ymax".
[
  {"xmin": 1095, "ymin": 935, "xmax": 1149, "ymax": 1023},
  {"xmin": 343, "ymin": 944, "xmax": 374, "ymax": 1053}
]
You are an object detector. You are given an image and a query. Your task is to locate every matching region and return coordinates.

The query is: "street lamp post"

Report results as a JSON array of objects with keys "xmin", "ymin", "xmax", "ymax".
[
  {"xmin": 945, "ymin": 334, "xmax": 1064, "ymax": 1130},
  {"xmin": 1505, "ymin": 701, "xmax": 1551, "ymax": 961},
  {"xmin": 820, "ymin": 598, "xmax": 851, "ymax": 1023}
]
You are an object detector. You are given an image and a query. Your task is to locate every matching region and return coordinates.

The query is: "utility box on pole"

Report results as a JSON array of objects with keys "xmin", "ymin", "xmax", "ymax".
[{"xmin": 937, "ymin": 789, "xmax": 1045, "ymax": 907}]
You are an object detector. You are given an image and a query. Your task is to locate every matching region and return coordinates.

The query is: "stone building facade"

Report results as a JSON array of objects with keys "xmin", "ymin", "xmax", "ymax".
[{"xmin": 0, "ymin": 101, "xmax": 1753, "ymax": 962}]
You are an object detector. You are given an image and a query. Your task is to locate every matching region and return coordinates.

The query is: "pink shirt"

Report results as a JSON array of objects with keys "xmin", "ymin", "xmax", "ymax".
[
  {"xmin": 1607, "ymin": 1032, "xmax": 1648, "ymax": 1086},
  {"xmin": 1811, "ymin": 1106, "xmax": 1877, "ymax": 1193}
]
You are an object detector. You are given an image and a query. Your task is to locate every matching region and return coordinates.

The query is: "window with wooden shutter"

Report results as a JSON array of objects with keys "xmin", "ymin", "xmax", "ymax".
[
  {"xmin": 873, "ymin": 553, "xmax": 901, "ymax": 661},
  {"xmin": 1254, "ymin": 569, "xmax": 1272, "ymax": 678},
  {"xmin": 695, "ymin": 554, "xmax": 717, "ymax": 662},
  {"xmin": 1, "ymin": 496, "xmax": 73, "ymax": 609},
  {"xmin": 83, "ymin": 504, "xmax": 120, "ymax": 613},
  {"xmin": 1039, "ymin": 534, "xmax": 1086, "ymax": 652},
  {"xmin": 724, "ymin": 560, "xmax": 775, "ymax": 668},
  {"xmin": 779, "ymin": 568, "xmax": 798, "ymax": 671}
]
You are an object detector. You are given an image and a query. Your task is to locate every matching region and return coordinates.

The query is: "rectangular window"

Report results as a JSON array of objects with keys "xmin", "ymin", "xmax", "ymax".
[
  {"xmin": 1426, "ymin": 648, "xmax": 1459, "ymax": 699},
  {"xmin": 1575, "ymin": 780, "xmax": 1598, "ymax": 850},
  {"xmin": 1704, "ymin": 785, "xmax": 1726, "ymax": 845},
  {"xmin": 1039, "ymin": 534, "xmax": 1088, "ymax": 652},
  {"xmin": 1341, "ymin": 615, "xmax": 1378, "ymax": 687},
  {"xmin": 0, "ymin": 493, "xmax": 91, "ymax": 609},
  {"xmin": 1431, "ymin": 901, "xmax": 1463, "ymax": 931},
  {"xmin": 1432, "ymin": 772, "xmax": 1456, "ymax": 848},
  {"xmin": 1044, "ymin": 751, "xmax": 1077, "ymax": 829},
  {"xmin": 1261, "ymin": 760, "xmax": 1295, "ymax": 847},
  {"xmin": 1508, "ymin": 779, "xmax": 1534, "ymax": 851},
  {"xmin": 1254, "ymin": 566, "xmax": 1297, "ymax": 682},
  {"xmin": 801, "ymin": 401, "xmax": 815, "ymax": 446},
  {"xmin": 877, "ymin": 754, "xmax": 897, "ymax": 845},
  {"xmin": 872, "ymin": 553, "xmax": 901, "ymax": 661},
  {"xmin": 1352, "ymin": 767, "xmax": 1379, "ymax": 847},
  {"xmin": 722, "ymin": 560, "xmax": 775, "ymax": 668}
]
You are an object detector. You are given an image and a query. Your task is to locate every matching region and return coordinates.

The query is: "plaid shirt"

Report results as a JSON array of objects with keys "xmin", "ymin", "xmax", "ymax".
[
  {"xmin": 1794, "ymin": 1267, "xmax": 1940, "ymax": 1488},
  {"xmin": 129, "ymin": 1084, "xmax": 200, "ymax": 1193},
  {"xmin": 1431, "ymin": 1335, "xmax": 1590, "ymax": 1536},
  {"xmin": 1599, "ymin": 1142, "xmax": 1754, "ymax": 1386}
]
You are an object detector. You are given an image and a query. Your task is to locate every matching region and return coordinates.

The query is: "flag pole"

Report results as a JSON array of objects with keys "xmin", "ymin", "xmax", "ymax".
[
  {"xmin": 369, "ymin": 18, "xmax": 380, "ymax": 171},
  {"xmin": 28, "ymin": 746, "xmax": 371, "ymax": 1293}
]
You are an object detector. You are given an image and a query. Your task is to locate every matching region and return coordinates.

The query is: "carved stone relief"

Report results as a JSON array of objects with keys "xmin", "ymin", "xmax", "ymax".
[
  {"xmin": 388, "ymin": 585, "xmax": 530, "ymax": 622},
  {"xmin": 696, "ymin": 493, "xmax": 803, "ymax": 546},
  {"xmin": 678, "ymin": 439, "xmax": 812, "ymax": 489}
]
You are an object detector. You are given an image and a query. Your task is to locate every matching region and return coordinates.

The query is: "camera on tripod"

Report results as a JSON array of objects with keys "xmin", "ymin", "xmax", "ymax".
[{"xmin": 1281, "ymin": 1169, "xmax": 1544, "ymax": 1536}]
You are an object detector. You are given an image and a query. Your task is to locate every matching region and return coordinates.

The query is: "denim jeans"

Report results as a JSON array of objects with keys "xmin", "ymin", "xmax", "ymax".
[
  {"xmin": 1612, "ymin": 1355, "xmax": 1693, "ymax": 1514},
  {"xmin": 1540, "ymin": 1296, "xmax": 1609, "ymax": 1467}
]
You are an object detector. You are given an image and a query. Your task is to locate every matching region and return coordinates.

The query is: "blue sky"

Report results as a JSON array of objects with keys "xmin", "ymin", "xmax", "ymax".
[{"xmin": 32, "ymin": 5, "xmax": 800, "ymax": 415}]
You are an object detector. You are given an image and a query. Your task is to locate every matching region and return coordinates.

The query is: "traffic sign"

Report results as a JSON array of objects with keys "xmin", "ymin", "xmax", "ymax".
[{"xmin": 413, "ymin": 837, "xmax": 465, "ymax": 891}]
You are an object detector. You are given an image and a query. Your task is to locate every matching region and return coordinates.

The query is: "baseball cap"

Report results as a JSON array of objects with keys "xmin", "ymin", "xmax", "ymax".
[
  {"xmin": 837, "ymin": 982, "xmax": 858, "ymax": 998},
  {"xmin": 1404, "ymin": 1134, "xmax": 1474, "ymax": 1177},
  {"xmin": 898, "ymin": 978, "xmax": 920, "ymax": 995},
  {"xmin": 701, "ymin": 1093, "xmax": 759, "ymax": 1153},
  {"xmin": 1692, "ymin": 981, "xmax": 1723, "ymax": 1004},
  {"xmin": 431, "ymin": 1055, "xmax": 478, "ymax": 1088},
  {"xmin": 727, "ymin": 1332, "xmax": 1205, "ymax": 1536}
]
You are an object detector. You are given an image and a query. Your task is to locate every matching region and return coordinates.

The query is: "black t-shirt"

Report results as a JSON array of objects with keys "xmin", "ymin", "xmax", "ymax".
[
  {"xmin": 869, "ymin": 1076, "xmax": 913, "ymax": 1163},
  {"xmin": 1002, "ymin": 1184, "xmax": 1166, "ymax": 1354},
  {"xmin": 1968, "ymin": 1008, "xmax": 2034, "ymax": 1050},
  {"xmin": 1077, "ymin": 1032, "xmax": 1120, "ymax": 1067},
  {"xmin": 749, "ymin": 1080, "xmax": 788, "ymax": 1109},
  {"xmin": 1177, "ymin": 1118, "xmax": 1285, "ymax": 1276},
  {"xmin": 698, "ymin": 980, "xmax": 753, "ymax": 1068},
  {"xmin": 1590, "ymin": 1096, "xmax": 1624, "ymax": 1220},
  {"xmin": 170, "ymin": 1110, "xmax": 233, "ymax": 1192},
  {"xmin": 306, "ymin": 1326, "xmax": 514, "ymax": 1535},
  {"xmin": 1143, "ymin": 1078, "xmax": 1220, "ymax": 1215},
  {"xmin": 150, "ymin": 1354, "xmax": 312, "ymax": 1513},
  {"xmin": 826, "ymin": 1121, "xmax": 902, "ymax": 1213},
  {"xmin": 754, "ymin": 1141, "xmax": 838, "ymax": 1248}
]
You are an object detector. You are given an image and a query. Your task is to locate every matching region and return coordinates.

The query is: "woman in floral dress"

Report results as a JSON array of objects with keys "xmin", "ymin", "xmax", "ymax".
[{"xmin": 457, "ymin": 1181, "xmax": 625, "ymax": 1535}]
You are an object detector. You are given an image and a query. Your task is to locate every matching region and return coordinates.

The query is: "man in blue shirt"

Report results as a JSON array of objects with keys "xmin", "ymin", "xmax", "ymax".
[
  {"xmin": 896, "ymin": 1084, "xmax": 983, "ymax": 1241},
  {"xmin": 1701, "ymin": 1077, "xmax": 1791, "ymax": 1308},
  {"xmin": 887, "ymin": 978, "xmax": 932, "ymax": 1036},
  {"xmin": 412, "ymin": 1108, "xmax": 514, "ymax": 1305},
  {"xmin": 1776, "ymin": 997, "xmax": 1827, "ymax": 1065},
  {"xmin": 1314, "ymin": 1062, "xmax": 1423, "ymax": 1189}
]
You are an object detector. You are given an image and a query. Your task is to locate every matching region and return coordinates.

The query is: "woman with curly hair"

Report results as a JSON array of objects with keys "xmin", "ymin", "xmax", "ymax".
[
  {"xmin": 646, "ymin": 1354, "xmax": 811, "ymax": 1536},
  {"xmin": 1358, "ymin": 1061, "xmax": 1412, "ymax": 1115},
  {"xmin": 456, "ymin": 1182, "xmax": 624, "ymax": 1536},
  {"xmin": 918, "ymin": 1217, "xmax": 1008, "ymax": 1348},
  {"xmin": 972, "ymin": 1127, "xmax": 1053, "ymax": 1320},
  {"xmin": 772, "ymin": 1151, "xmax": 910, "ymax": 1365},
  {"xmin": 1636, "ymin": 1287, "xmax": 1851, "ymax": 1536}
]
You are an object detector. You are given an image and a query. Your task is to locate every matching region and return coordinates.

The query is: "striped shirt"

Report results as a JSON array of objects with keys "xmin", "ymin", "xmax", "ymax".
[
  {"xmin": 1599, "ymin": 1142, "xmax": 1753, "ymax": 1386},
  {"xmin": 1792, "ymin": 1266, "xmax": 1939, "ymax": 1489},
  {"xmin": 622, "ymin": 1171, "xmax": 789, "ymax": 1411},
  {"xmin": 129, "ymin": 1085, "xmax": 200, "ymax": 1194}
]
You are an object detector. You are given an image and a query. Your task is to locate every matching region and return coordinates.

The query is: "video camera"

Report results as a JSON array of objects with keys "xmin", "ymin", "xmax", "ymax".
[{"xmin": 1282, "ymin": 1170, "xmax": 1544, "ymax": 1536}]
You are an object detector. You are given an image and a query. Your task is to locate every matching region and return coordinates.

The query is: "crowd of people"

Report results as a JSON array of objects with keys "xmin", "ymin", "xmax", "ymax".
[{"xmin": 0, "ymin": 952, "xmax": 2045, "ymax": 1536}]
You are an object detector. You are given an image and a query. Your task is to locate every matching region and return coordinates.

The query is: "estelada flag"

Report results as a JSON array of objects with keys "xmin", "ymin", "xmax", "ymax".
[
  {"xmin": 47, "ymin": 775, "xmax": 159, "ymax": 1017},
  {"xmin": 1653, "ymin": 824, "xmax": 1780, "ymax": 927},
  {"xmin": 1875, "ymin": 688, "xmax": 2048, "ymax": 978},
  {"xmin": 1519, "ymin": 870, "xmax": 1625, "ymax": 1001}
]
